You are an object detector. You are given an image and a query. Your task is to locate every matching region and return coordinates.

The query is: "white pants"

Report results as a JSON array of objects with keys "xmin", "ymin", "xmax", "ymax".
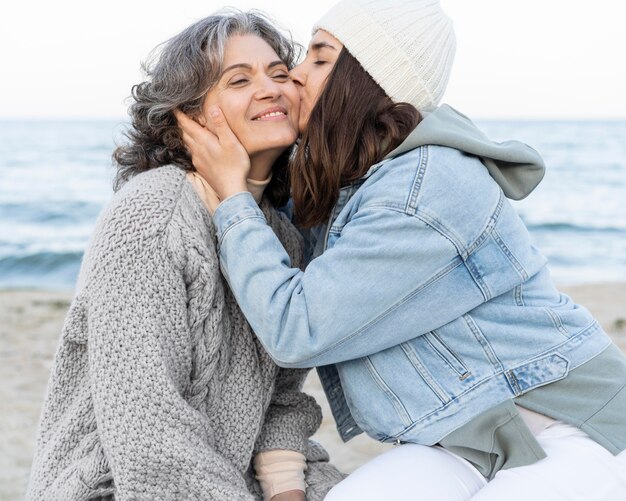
[{"xmin": 324, "ymin": 422, "xmax": 626, "ymax": 501}]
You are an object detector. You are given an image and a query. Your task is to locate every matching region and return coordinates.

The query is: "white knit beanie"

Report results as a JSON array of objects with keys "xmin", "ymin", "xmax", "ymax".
[{"xmin": 313, "ymin": 0, "xmax": 456, "ymax": 111}]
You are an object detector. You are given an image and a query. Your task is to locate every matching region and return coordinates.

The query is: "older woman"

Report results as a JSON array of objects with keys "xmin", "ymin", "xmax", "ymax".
[{"xmin": 26, "ymin": 10, "xmax": 342, "ymax": 501}]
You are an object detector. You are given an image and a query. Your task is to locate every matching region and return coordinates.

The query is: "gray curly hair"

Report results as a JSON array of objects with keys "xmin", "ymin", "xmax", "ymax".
[{"xmin": 113, "ymin": 9, "xmax": 300, "ymax": 203}]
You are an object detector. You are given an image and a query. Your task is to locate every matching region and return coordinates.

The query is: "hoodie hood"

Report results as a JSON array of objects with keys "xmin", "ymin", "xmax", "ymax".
[{"xmin": 383, "ymin": 105, "xmax": 545, "ymax": 200}]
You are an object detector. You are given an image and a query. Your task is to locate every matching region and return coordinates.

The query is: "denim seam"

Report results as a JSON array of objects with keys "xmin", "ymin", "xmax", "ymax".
[
  {"xmin": 406, "ymin": 145, "xmax": 428, "ymax": 213},
  {"xmin": 505, "ymin": 369, "xmax": 522, "ymax": 396},
  {"xmin": 513, "ymin": 321, "xmax": 604, "ymax": 375},
  {"xmin": 463, "ymin": 314, "xmax": 504, "ymax": 371},
  {"xmin": 361, "ymin": 201, "xmax": 410, "ymax": 212},
  {"xmin": 456, "ymin": 195, "xmax": 505, "ymax": 301},
  {"xmin": 385, "ymin": 326, "xmax": 607, "ymax": 441},
  {"xmin": 492, "ymin": 227, "xmax": 529, "ymax": 281},
  {"xmin": 413, "ymin": 209, "xmax": 466, "ymax": 257},
  {"xmin": 323, "ymin": 201, "xmax": 342, "ymax": 249},
  {"xmin": 515, "ymin": 283, "xmax": 525, "ymax": 306},
  {"xmin": 364, "ymin": 356, "xmax": 414, "ymax": 427},
  {"xmin": 463, "ymin": 256, "xmax": 491, "ymax": 302},
  {"xmin": 542, "ymin": 307, "xmax": 571, "ymax": 338},
  {"xmin": 363, "ymin": 205, "xmax": 466, "ymax": 258},
  {"xmin": 317, "ymin": 368, "xmax": 357, "ymax": 433},
  {"xmin": 401, "ymin": 342, "xmax": 450, "ymax": 404},
  {"xmin": 217, "ymin": 214, "xmax": 266, "ymax": 248},
  {"xmin": 381, "ymin": 373, "xmax": 511, "ymax": 441},
  {"xmin": 464, "ymin": 193, "xmax": 504, "ymax": 257},
  {"xmin": 384, "ymin": 352, "xmax": 574, "ymax": 441},
  {"xmin": 413, "ymin": 204, "xmax": 506, "ymax": 302},
  {"xmin": 425, "ymin": 332, "xmax": 470, "ymax": 378}
]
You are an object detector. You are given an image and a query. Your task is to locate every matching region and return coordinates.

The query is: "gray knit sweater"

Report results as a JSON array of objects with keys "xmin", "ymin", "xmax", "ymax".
[{"xmin": 26, "ymin": 166, "xmax": 344, "ymax": 501}]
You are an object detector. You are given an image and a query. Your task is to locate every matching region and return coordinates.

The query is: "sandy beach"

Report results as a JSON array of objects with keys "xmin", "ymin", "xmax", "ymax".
[{"xmin": 2, "ymin": 284, "xmax": 625, "ymax": 500}]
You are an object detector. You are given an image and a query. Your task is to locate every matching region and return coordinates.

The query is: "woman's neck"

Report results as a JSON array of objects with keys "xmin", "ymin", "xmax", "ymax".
[{"xmin": 248, "ymin": 149, "xmax": 282, "ymax": 181}]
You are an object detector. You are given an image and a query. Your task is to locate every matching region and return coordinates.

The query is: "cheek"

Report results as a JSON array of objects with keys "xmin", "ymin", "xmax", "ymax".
[
  {"xmin": 313, "ymin": 73, "xmax": 330, "ymax": 100},
  {"xmin": 285, "ymin": 89, "xmax": 301, "ymax": 117},
  {"xmin": 207, "ymin": 89, "xmax": 245, "ymax": 122},
  {"xmin": 216, "ymin": 100, "xmax": 246, "ymax": 137},
  {"xmin": 201, "ymin": 93, "xmax": 229, "ymax": 131}
]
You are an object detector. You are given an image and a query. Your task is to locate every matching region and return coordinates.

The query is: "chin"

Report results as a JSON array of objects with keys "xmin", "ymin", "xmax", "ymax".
[
  {"xmin": 244, "ymin": 124, "xmax": 298, "ymax": 154},
  {"xmin": 266, "ymin": 131, "xmax": 298, "ymax": 149},
  {"xmin": 248, "ymin": 139, "xmax": 294, "ymax": 158}
]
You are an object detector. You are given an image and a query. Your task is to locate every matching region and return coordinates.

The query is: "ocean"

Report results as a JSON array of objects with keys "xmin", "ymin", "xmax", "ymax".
[{"xmin": 0, "ymin": 119, "xmax": 625, "ymax": 289}]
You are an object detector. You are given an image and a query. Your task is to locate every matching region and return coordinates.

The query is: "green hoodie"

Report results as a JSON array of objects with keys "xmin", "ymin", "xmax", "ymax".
[{"xmin": 385, "ymin": 104, "xmax": 545, "ymax": 200}]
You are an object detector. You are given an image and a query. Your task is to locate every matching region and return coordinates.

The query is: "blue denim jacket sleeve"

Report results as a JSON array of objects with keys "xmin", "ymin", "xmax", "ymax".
[{"xmin": 213, "ymin": 191, "xmax": 488, "ymax": 368}]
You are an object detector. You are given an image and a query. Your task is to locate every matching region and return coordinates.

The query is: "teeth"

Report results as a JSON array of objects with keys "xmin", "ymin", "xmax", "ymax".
[{"xmin": 254, "ymin": 111, "xmax": 285, "ymax": 120}]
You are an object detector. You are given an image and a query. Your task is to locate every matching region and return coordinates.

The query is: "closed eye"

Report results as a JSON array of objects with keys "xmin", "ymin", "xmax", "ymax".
[{"xmin": 229, "ymin": 78, "xmax": 249, "ymax": 86}]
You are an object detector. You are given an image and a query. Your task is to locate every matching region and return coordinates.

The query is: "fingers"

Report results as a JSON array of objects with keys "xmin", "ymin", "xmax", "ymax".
[
  {"xmin": 180, "ymin": 128, "xmax": 195, "ymax": 154},
  {"xmin": 173, "ymin": 109, "xmax": 204, "ymax": 140},
  {"xmin": 174, "ymin": 109, "xmax": 220, "ymax": 153},
  {"xmin": 173, "ymin": 106, "xmax": 250, "ymax": 200},
  {"xmin": 174, "ymin": 108, "xmax": 220, "ymax": 156},
  {"xmin": 173, "ymin": 106, "xmax": 233, "ymax": 147},
  {"xmin": 205, "ymin": 105, "xmax": 238, "ymax": 146}
]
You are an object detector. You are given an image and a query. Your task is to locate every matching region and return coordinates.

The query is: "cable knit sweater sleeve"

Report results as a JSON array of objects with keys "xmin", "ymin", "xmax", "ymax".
[
  {"xmin": 255, "ymin": 367, "xmax": 321, "ymax": 455},
  {"xmin": 83, "ymin": 179, "xmax": 254, "ymax": 500},
  {"xmin": 254, "ymin": 368, "xmax": 345, "ymax": 501}
]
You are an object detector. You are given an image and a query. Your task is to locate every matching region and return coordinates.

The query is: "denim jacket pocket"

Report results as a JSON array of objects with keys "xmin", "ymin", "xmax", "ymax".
[
  {"xmin": 507, "ymin": 352, "xmax": 570, "ymax": 395},
  {"xmin": 364, "ymin": 356, "xmax": 413, "ymax": 426},
  {"xmin": 338, "ymin": 346, "xmax": 448, "ymax": 441},
  {"xmin": 424, "ymin": 331, "xmax": 471, "ymax": 380}
]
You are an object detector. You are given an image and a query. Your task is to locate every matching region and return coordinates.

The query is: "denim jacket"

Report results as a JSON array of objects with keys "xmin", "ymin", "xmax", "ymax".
[{"xmin": 212, "ymin": 106, "xmax": 613, "ymax": 446}]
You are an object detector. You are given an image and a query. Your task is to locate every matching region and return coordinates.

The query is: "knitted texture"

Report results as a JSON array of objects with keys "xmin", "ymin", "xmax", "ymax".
[
  {"xmin": 26, "ymin": 166, "xmax": 344, "ymax": 501},
  {"xmin": 314, "ymin": 0, "xmax": 456, "ymax": 110}
]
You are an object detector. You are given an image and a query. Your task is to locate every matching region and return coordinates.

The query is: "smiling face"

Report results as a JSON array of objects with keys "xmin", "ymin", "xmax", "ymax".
[
  {"xmin": 289, "ymin": 30, "xmax": 344, "ymax": 133},
  {"xmin": 201, "ymin": 34, "xmax": 300, "ymax": 171}
]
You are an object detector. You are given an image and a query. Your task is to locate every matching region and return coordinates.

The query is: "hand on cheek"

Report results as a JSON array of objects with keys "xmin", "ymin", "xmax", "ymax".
[{"xmin": 174, "ymin": 107, "xmax": 250, "ymax": 207}]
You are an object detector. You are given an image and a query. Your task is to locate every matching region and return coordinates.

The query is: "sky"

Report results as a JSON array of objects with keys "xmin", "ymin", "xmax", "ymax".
[{"xmin": 2, "ymin": 0, "xmax": 625, "ymax": 120}]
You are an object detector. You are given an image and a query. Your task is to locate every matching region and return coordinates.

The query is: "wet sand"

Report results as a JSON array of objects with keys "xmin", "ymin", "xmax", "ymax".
[{"xmin": 1, "ymin": 284, "xmax": 625, "ymax": 499}]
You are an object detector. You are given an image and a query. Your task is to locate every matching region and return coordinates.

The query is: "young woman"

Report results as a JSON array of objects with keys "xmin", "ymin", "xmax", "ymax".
[
  {"xmin": 176, "ymin": 1, "xmax": 626, "ymax": 500},
  {"xmin": 26, "ymin": 11, "xmax": 343, "ymax": 501}
]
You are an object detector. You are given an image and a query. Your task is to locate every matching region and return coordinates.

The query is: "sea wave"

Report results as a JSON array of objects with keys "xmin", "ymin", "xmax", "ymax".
[
  {"xmin": 0, "ymin": 251, "xmax": 83, "ymax": 289},
  {"xmin": 1, "ymin": 119, "xmax": 625, "ymax": 288},
  {"xmin": 525, "ymin": 222, "xmax": 626, "ymax": 234},
  {"xmin": 0, "ymin": 201, "xmax": 102, "ymax": 224}
]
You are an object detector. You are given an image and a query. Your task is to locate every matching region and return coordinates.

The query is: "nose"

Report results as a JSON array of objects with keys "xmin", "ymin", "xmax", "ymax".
[
  {"xmin": 254, "ymin": 74, "xmax": 283, "ymax": 101},
  {"xmin": 289, "ymin": 64, "xmax": 306, "ymax": 87}
]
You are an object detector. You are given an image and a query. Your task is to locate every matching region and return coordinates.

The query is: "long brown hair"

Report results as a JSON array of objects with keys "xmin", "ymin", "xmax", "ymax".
[{"xmin": 290, "ymin": 48, "xmax": 420, "ymax": 227}]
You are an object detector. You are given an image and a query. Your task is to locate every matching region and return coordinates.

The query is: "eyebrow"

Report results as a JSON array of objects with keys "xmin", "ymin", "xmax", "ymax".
[
  {"xmin": 310, "ymin": 42, "xmax": 338, "ymax": 52},
  {"xmin": 221, "ymin": 60, "xmax": 286, "ymax": 75}
]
